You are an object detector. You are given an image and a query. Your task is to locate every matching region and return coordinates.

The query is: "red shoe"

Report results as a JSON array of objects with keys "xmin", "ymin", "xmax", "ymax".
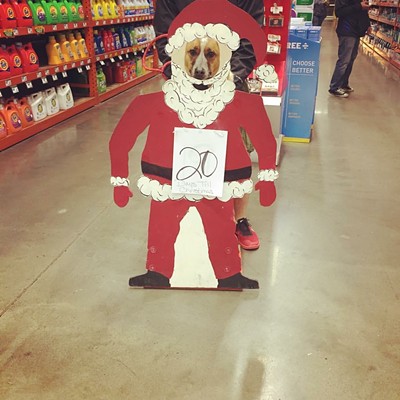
[{"xmin": 235, "ymin": 218, "xmax": 260, "ymax": 250}]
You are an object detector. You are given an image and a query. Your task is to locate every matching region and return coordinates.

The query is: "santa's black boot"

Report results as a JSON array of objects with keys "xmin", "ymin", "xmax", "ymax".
[
  {"xmin": 129, "ymin": 271, "xmax": 171, "ymax": 288},
  {"xmin": 217, "ymin": 273, "xmax": 259, "ymax": 289}
]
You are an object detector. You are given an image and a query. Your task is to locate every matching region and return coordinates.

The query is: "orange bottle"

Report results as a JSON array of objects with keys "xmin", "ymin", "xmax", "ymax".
[
  {"xmin": 4, "ymin": 100, "xmax": 23, "ymax": 133},
  {"xmin": 0, "ymin": 104, "xmax": 8, "ymax": 139},
  {"xmin": 15, "ymin": 97, "xmax": 34, "ymax": 127}
]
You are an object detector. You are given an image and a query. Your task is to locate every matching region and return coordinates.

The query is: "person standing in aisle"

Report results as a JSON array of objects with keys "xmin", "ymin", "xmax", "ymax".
[
  {"xmin": 328, "ymin": 0, "xmax": 370, "ymax": 97},
  {"xmin": 154, "ymin": 0, "xmax": 265, "ymax": 251}
]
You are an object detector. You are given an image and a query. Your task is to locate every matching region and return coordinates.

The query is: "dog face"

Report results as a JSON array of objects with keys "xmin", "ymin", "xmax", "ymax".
[{"xmin": 184, "ymin": 37, "xmax": 220, "ymax": 81}]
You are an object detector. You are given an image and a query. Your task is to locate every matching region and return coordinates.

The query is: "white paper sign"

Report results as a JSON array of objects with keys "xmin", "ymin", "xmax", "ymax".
[{"xmin": 172, "ymin": 127, "xmax": 228, "ymax": 197}]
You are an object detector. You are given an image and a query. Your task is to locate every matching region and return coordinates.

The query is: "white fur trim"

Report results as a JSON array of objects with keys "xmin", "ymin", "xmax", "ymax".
[
  {"xmin": 166, "ymin": 23, "xmax": 240, "ymax": 55},
  {"xmin": 255, "ymin": 64, "xmax": 279, "ymax": 84},
  {"xmin": 137, "ymin": 176, "xmax": 253, "ymax": 202},
  {"xmin": 257, "ymin": 169, "xmax": 279, "ymax": 182},
  {"xmin": 110, "ymin": 176, "xmax": 130, "ymax": 187}
]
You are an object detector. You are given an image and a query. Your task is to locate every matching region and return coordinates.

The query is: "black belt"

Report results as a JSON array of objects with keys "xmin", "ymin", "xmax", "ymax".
[{"xmin": 141, "ymin": 161, "xmax": 252, "ymax": 182}]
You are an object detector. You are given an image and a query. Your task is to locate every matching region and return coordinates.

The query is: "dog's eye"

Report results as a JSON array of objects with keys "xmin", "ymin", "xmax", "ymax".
[
  {"xmin": 206, "ymin": 51, "xmax": 216, "ymax": 59},
  {"xmin": 189, "ymin": 49, "xmax": 198, "ymax": 57}
]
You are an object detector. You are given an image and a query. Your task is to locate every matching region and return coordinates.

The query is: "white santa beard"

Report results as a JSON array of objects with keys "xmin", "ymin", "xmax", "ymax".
[{"xmin": 162, "ymin": 62, "xmax": 236, "ymax": 129}]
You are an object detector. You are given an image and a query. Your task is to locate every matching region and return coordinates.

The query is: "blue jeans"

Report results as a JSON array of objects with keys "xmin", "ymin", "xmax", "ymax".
[{"xmin": 329, "ymin": 36, "xmax": 360, "ymax": 91}]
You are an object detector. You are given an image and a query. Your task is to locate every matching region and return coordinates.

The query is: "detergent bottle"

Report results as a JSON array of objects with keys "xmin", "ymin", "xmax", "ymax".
[
  {"xmin": 46, "ymin": 35, "xmax": 64, "ymax": 64},
  {"xmin": 58, "ymin": 33, "xmax": 74, "ymax": 61},
  {"xmin": 57, "ymin": 0, "xmax": 69, "ymax": 22},
  {"xmin": 56, "ymin": 83, "xmax": 74, "ymax": 109},
  {"xmin": 111, "ymin": 28, "xmax": 121, "ymax": 50},
  {"xmin": 0, "ymin": 45, "xmax": 12, "ymax": 78},
  {"xmin": 17, "ymin": 42, "xmax": 39, "ymax": 72},
  {"xmin": 27, "ymin": 92, "xmax": 47, "ymax": 121},
  {"xmin": 75, "ymin": 31, "xmax": 89, "ymax": 58},
  {"xmin": 15, "ymin": 97, "xmax": 34, "ymax": 127},
  {"xmin": 28, "ymin": 0, "xmax": 46, "ymax": 25},
  {"xmin": 92, "ymin": 0, "xmax": 103, "ymax": 20},
  {"xmin": 40, "ymin": 0, "xmax": 58, "ymax": 24},
  {"xmin": 67, "ymin": 32, "xmax": 81, "ymax": 59},
  {"xmin": 96, "ymin": 66, "xmax": 106, "ymax": 93},
  {"xmin": 76, "ymin": 0, "xmax": 84, "ymax": 20},
  {"xmin": 93, "ymin": 30, "xmax": 104, "ymax": 54},
  {"xmin": 0, "ymin": 0, "xmax": 18, "ymax": 28},
  {"xmin": 11, "ymin": 0, "xmax": 33, "ymax": 27},
  {"xmin": 64, "ymin": 0, "xmax": 78, "ymax": 21},
  {"xmin": 43, "ymin": 87, "xmax": 60, "ymax": 115},
  {"xmin": 0, "ymin": 104, "xmax": 8, "ymax": 139},
  {"xmin": 4, "ymin": 100, "xmax": 22, "ymax": 133},
  {"xmin": 7, "ymin": 44, "xmax": 23, "ymax": 75}
]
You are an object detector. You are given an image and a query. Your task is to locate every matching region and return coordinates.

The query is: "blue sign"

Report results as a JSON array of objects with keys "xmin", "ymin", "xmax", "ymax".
[{"xmin": 282, "ymin": 34, "xmax": 321, "ymax": 141}]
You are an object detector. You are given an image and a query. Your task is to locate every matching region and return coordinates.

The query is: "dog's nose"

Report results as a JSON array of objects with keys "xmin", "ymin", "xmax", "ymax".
[{"xmin": 194, "ymin": 68, "xmax": 206, "ymax": 80}]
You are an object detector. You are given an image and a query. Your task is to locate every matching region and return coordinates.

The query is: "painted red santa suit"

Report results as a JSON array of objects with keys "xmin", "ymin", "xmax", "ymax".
[{"xmin": 109, "ymin": 0, "xmax": 279, "ymax": 289}]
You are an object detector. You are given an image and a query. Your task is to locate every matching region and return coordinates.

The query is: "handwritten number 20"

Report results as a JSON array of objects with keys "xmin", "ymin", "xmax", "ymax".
[{"xmin": 176, "ymin": 147, "xmax": 218, "ymax": 181}]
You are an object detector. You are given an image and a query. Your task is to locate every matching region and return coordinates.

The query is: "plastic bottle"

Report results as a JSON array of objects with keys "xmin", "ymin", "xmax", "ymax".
[
  {"xmin": 46, "ymin": 35, "xmax": 64, "ymax": 65},
  {"xmin": 0, "ymin": 45, "xmax": 12, "ymax": 78},
  {"xmin": 92, "ymin": 0, "xmax": 103, "ymax": 20},
  {"xmin": 57, "ymin": 0, "xmax": 69, "ymax": 22},
  {"xmin": 11, "ymin": 0, "xmax": 33, "ymax": 27},
  {"xmin": 75, "ymin": 31, "xmax": 89, "ymax": 58},
  {"xmin": 100, "ymin": 29, "xmax": 110, "ymax": 52},
  {"xmin": 18, "ymin": 42, "xmax": 39, "ymax": 72},
  {"xmin": 27, "ymin": 92, "xmax": 47, "ymax": 121},
  {"xmin": 41, "ymin": 0, "xmax": 58, "ymax": 24},
  {"xmin": 15, "ymin": 98, "xmax": 34, "ymax": 127},
  {"xmin": 7, "ymin": 44, "xmax": 23, "ymax": 75},
  {"xmin": 0, "ymin": 0, "xmax": 18, "ymax": 28},
  {"xmin": 93, "ymin": 29, "xmax": 104, "ymax": 54},
  {"xmin": 111, "ymin": 28, "xmax": 121, "ymax": 50},
  {"xmin": 43, "ymin": 87, "xmax": 60, "ymax": 115},
  {"xmin": 96, "ymin": 66, "xmax": 107, "ymax": 93},
  {"xmin": 76, "ymin": 0, "xmax": 84, "ymax": 20},
  {"xmin": 101, "ymin": 0, "xmax": 112, "ymax": 19},
  {"xmin": 64, "ymin": 0, "xmax": 78, "ymax": 21},
  {"xmin": 4, "ymin": 101, "xmax": 22, "ymax": 133},
  {"xmin": 0, "ymin": 104, "xmax": 8, "ymax": 139},
  {"xmin": 57, "ymin": 83, "xmax": 74, "ymax": 109},
  {"xmin": 58, "ymin": 33, "xmax": 74, "ymax": 61},
  {"xmin": 28, "ymin": 0, "xmax": 46, "ymax": 25},
  {"xmin": 68, "ymin": 31, "xmax": 81, "ymax": 59}
]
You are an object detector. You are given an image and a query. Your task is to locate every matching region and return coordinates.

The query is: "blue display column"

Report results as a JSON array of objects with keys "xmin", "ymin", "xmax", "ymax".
[{"xmin": 282, "ymin": 34, "xmax": 321, "ymax": 142}]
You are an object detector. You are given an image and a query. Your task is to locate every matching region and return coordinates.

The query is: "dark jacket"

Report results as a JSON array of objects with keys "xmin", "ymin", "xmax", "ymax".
[
  {"xmin": 153, "ymin": 0, "xmax": 264, "ymax": 89},
  {"xmin": 335, "ymin": 0, "xmax": 370, "ymax": 37}
]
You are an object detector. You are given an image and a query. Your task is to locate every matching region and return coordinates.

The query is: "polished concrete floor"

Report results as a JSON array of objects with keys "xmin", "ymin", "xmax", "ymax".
[{"xmin": 1, "ymin": 22, "xmax": 400, "ymax": 399}]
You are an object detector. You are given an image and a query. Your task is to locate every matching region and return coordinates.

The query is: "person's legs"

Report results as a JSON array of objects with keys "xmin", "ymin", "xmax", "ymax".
[
  {"xmin": 234, "ymin": 195, "xmax": 260, "ymax": 250},
  {"xmin": 329, "ymin": 36, "xmax": 358, "ymax": 91},
  {"xmin": 342, "ymin": 37, "xmax": 360, "ymax": 88}
]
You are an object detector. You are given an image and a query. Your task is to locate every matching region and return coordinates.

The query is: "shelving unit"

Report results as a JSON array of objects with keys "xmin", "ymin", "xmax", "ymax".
[
  {"xmin": 362, "ymin": 0, "xmax": 400, "ymax": 71},
  {"xmin": 0, "ymin": 1, "xmax": 158, "ymax": 151}
]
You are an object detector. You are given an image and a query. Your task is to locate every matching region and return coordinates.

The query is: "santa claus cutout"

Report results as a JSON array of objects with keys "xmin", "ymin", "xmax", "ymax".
[{"xmin": 109, "ymin": 0, "xmax": 279, "ymax": 290}]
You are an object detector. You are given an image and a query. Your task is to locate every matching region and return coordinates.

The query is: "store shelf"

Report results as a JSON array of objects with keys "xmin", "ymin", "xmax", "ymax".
[
  {"xmin": 93, "ymin": 15, "xmax": 154, "ymax": 27},
  {"xmin": 97, "ymin": 71, "xmax": 157, "ymax": 102},
  {"xmin": 94, "ymin": 42, "xmax": 151, "ymax": 63},
  {"xmin": 0, "ymin": 97, "xmax": 96, "ymax": 151},
  {"xmin": 0, "ymin": 58, "xmax": 92, "ymax": 91}
]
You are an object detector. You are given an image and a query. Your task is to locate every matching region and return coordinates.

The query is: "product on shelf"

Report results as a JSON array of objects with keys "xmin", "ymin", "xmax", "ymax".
[
  {"xmin": 58, "ymin": 33, "xmax": 75, "ymax": 61},
  {"xmin": 43, "ymin": 87, "xmax": 60, "ymax": 115},
  {"xmin": 75, "ymin": 31, "xmax": 89, "ymax": 58},
  {"xmin": 41, "ymin": 0, "xmax": 59, "ymax": 24},
  {"xmin": 7, "ymin": 44, "xmax": 24, "ymax": 75},
  {"xmin": 0, "ymin": 104, "xmax": 8, "ymax": 139},
  {"xmin": 46, "ymin": 35, "xmax": 65, "ymax": 64},
  {"xmin": 27, "ymin": 92, "xmax": 47, "ymax": 121},
  {"xmin": 28, "ymin": 0, "xmax": 46, "ymax": 25},
  {"xmin": 93, "ymin": 29, "xmax": 105, "ymax": 54},
  {"xmin": 11, "ymin": 0, "xmax": 33, "ymax": 27},
  {"xmin": 68, "ymin": 31, "xmax": 82, "ymax": 59},
  {"xmin": 16, "ymin": 42, "xmax": 39, "ymax": 72},
  {"xmin": 15, "ymin": 97, "xmax": 34, "ymax": 127},
  {"xmin": 0, "ymin": 45, "xmax": 12, "ymax": 78},
  {"xmin": 3, "ymin": 100, "xmax": 23, "ymax": 133},
  {"xmin": 57, "ymin": 83, "xmax": 74, "ymax": 109},
  {"xmin": 0, "ymin": 0, "xmax": 18, "ymax": 28},
  {"xmin": 96, "ymin": 66, "xmax": 106, "ymax": 93}
]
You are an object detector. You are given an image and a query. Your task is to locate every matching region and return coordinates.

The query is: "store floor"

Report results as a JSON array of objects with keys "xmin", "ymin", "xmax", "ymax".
[{"xmin": 1, "ymin": 22, "xmax": 399, "ymax": 400}]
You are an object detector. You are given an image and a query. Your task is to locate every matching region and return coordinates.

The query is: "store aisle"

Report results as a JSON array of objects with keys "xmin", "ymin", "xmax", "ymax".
[{"xmin": 1, "ymin": 21, "xmax": 399, "ymax": 400}]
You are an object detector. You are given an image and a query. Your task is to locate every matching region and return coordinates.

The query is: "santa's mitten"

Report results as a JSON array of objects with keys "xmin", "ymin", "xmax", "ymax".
[
  {"xmin": 255, "ymin": 180, "xmax": 276, "ymax": 207},
  {"xmin": 110, "ymin": 177, "xmax": 133, "ymax": 207},
  {"xmin": 113, "ymin": 186, "xmax": 133, "ymax": 207}
]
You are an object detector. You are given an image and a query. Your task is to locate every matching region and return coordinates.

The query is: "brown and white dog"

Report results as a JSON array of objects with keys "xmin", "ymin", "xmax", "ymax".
[{"xmin": 184, "ymin": 37, "xmax": 220, "ymax": 81}]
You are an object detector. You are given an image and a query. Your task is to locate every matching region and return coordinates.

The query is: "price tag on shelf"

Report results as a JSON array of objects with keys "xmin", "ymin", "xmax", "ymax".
[
  {"xmin": 83, "ymin": 22, "xmax": 87, "ymax": 27},
  {"xmin": 64, "ymin": 24, "xmax": 69, "ymax": 29},
  {"xmin": 118, "ymin": 56, "xmax": 123, "ymax": 60},
  {"xmin": 63, "ymin": 65, "xmax": 68, "ymax": 70},
  {"xmin": 52, "ymin": 74, "xmax": 58, "ymax": 81},
  {"xmin": 42, "ymin": 77, "xmax": 48, "ymax": 84},
  {"xmin": 86, "ymin": 65, "xmax": 91, "ymax": 70},
  {"xmin": 11, "ymin": 86, "xmax": 19, "ymax": 94},
  {"xmin": 55, "ymin": 67, "xmax": 60, "ymax": 73},
  {"xmin": 52, "ymin": 25, "xmax": 57, "ymax": 31},
  {"xmin": 73, "ymin": 23, "xmax": 78, "ymax": 28},
  {"xmin": 77, "ymin": 67, "xmax": 83, "ymax": 73},
  {"xmin": 21, "ymin": 75, "xmax": 27, "ymax": 82},
  {"xmin": 125, "ymin": 54, "xmax": 129, "ymax": 59},
  {"xmin": 27, "ymin": 27, "xmax": 33, "ymax": 34},
  {"xmin": 62, "ymin": 71, "xmax": 68, "ymax": 78},
  {"xmin": 26, "ymin": 82, "xmax": 33, "ymax": 89},
  {"xmin": 100, "ymin": 60, "xmax": 105, "ymax": 65},
  {"xmin": 71, "ymin": 62, "xmax": 76, "ymax": 68},
  {"xmin": 5, "ymin": 80, "xmax": 11, "ymax": 87},
  {"xmin": 13, "ymin": 28, "xmax": 19, "ymax": 36},
  {"xmin": 110, "ymin": 57, "xmax": 115, "ymax": 62},
  {"xmin": 36, "ymin": 71, "xmax": 42, "ymax": 78},
  {"xmin": 45, "ymin": 69, "xmax": 50, "ymax": 75}
]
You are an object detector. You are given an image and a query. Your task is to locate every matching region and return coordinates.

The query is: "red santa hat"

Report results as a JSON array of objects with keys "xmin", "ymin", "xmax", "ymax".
[{"xmin": 167, "ymin": 0, "xmax": 266, "ymax": 68}]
